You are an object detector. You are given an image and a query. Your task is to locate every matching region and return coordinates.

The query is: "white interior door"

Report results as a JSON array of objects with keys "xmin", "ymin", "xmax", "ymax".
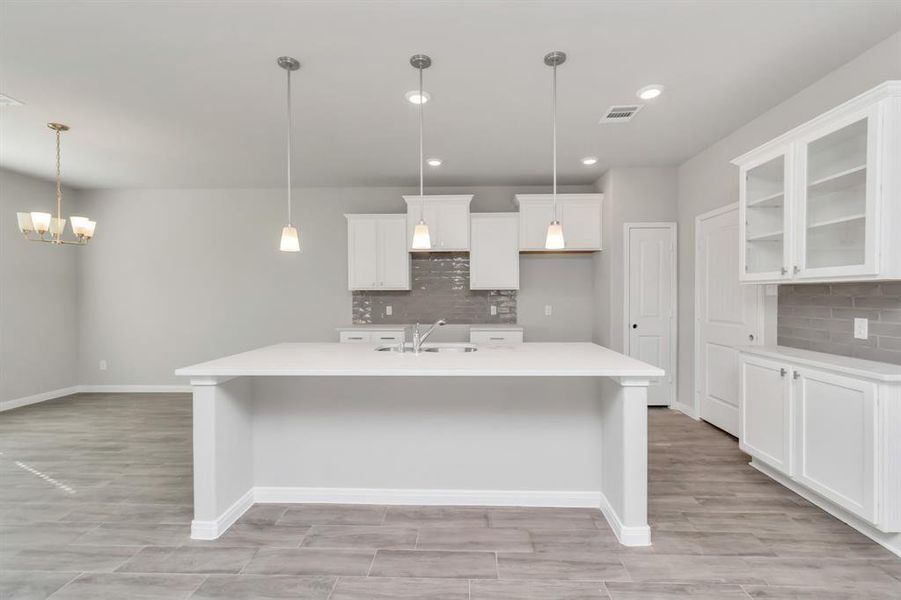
[
  {"xmin": 696, "ymin": 205, "xmax": 761, "ymax": 436},
  {"xmin": 626, "ymin": 224, "xmax": 676, "ymax": 406}
]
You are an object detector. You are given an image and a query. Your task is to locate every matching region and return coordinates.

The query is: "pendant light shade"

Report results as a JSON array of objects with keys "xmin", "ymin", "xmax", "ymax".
[
  {"xmin": 544, "ymin": 51, "xmax": 566, "ymax": 250},
  {"xmin": 280, "ymin": 225, "xmax": 300, "ymax": 252},
  {"xmin": 410, "ymin": 54, "xmax": 432, "ymax": 250},
  {"xmin": 545, "ymin": 220, "xmax": 565, "ymax": 250},
  {"xmin": 277, "ymin": 56, "xmax": 301, "ymax": 253},
  {"xmin": 411, "ymin": 219, "xmax": 432, "ymax": 250}
]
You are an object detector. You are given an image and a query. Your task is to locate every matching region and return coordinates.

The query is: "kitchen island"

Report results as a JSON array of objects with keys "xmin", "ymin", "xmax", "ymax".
[{"xmin": 176, "ymin": 342, "xmax": 663, "ymax": 545}]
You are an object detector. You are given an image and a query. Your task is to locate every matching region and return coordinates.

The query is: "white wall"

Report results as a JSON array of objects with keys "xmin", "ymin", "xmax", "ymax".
[
  {"xmin": 0, "ymin": 170, "xmax": 81, "ymax": 406},
  {"xmin": 593, "ymin": 167, "xmax": 678, "ymax": 352},
  {"xmin": 74, "ymin": 184, "xmax": 594, "ymax": 386},
  {"xmin": 676, "ymin": 31, "xmax": 901, "ymax": 414}
]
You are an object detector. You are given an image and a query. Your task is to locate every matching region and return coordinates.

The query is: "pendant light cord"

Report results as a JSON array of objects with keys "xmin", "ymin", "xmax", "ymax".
[
  {"xmin": 552, "ymin": 61, "xmax": 558, "ymax": 222},
  {"xmin": 419, "ymin": 65, "xmax": 425, "ymax": 222},
  {"xmin": 286, "ymin": 67, "xmax": 294, "ymax": 225},
  {"xmin": 55, "ymin": 127, "xmax": 62, "ymax": 243}
]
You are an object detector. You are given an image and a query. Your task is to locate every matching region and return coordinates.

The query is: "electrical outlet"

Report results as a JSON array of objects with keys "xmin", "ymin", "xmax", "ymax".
[
  {"xmin": 490, "ymin": 305, "xmax": 497, "ymax": 316},
  {"xmin": 385, "ymin": 305, "xmax": 393, "ymax": 316},
  {"xmin": 99, "ymin": 360, "xmax": 108, "ymax": 371},
  {"xmin": 854, "ymin": 318, "xmax": 868, "ymax": 340},
  {"xmin": 544, "ymin": 304, "xmax": 553, "ymax": 316}
]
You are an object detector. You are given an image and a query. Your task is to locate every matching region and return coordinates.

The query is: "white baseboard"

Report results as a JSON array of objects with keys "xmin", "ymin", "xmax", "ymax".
[
  {"xmin": 190, "ymin": 488, "xmax": 255, "ymax": 540},
  {"xmin": 253, "ymin": 486, "xmax": 603, "ymax": 508},
  {"xmin": 598, "ymin": 491, "xmax": 652, "ymax": 546},
  {"xmin": 750, "ymin": 459, "xmax": 901, "ymax": 558},
  {"xmin": 1, "ymin": 384, "xmax": 192, "ymax": 412},
  {"xmin": 0, "ymin": 386, "xmax": 81, "ymax": 412},
  {"xmin": 79, "ymin": 385, "xmax": 192, "ymax": 393}
]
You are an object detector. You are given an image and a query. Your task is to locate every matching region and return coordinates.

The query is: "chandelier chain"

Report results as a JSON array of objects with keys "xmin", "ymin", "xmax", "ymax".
[{"xmin": 55, "ymin": 127, "xmax": 62, "ymax": 243}]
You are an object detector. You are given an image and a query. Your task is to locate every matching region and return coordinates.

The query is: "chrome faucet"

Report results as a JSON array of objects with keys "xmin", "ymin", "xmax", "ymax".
[{"xmin": 412, "ymin": 319, "xmax": 446, "ymax": 353}]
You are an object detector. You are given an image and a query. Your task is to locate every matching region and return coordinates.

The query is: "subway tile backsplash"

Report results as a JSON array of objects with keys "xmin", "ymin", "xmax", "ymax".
[
  {"xmin": 778, "ymin": 282, "xmax": 901, "ymax": 365},
  {"xmin": 352, "ymin": 252, "xmax": 516, "ymax": 325}
]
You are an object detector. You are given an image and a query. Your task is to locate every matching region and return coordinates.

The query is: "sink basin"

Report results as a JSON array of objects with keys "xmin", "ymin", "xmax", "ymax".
[
  {"xmin": 423, "ymin": 345, "xmax": 478, "ymax": 353},
  {"xmin": 374, "ymin": 343, "xmax": 478, "ymax": 353}
]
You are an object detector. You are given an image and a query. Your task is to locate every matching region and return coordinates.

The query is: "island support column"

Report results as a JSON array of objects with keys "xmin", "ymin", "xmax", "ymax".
[
  {"xmin": 190, "ymin": 376, "xmax": 255, "ymax": 540},
  {"xmin": 598, "ymin": 376, "xmax": 651, "ymax": 546}
]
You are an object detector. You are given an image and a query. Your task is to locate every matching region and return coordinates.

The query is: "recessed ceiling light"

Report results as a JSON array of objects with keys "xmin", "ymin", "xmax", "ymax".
[
  {"xmin": 427, "ymin": 158, "xmax": 442, "ymax": 167},
  {"xmin": 0, "ymin": 94, "xmax": 24, "ymax": 107},
  {"xmin": 636, "ymin": 84, "xmax": 664, "ymax": 101},
  {"xmin": 405, "ymin": 90, "xmax": 430, "ymax": 104},
  {"xmin": 581, "ymin": 156, "xmax": 598, "ymax": 166}
]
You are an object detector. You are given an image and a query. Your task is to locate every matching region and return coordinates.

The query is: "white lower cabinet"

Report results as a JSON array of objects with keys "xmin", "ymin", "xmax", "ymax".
[
  {"xmin": 739, "ymin": 346, "xmax": 900, "ymax": 532},
  {"xmin": 345, "ymin": 214, "xmax": 410, "ymax": 290},
  {"xmin": 740, "ymin": 355, "xmax": 792, "ymax": 475}
]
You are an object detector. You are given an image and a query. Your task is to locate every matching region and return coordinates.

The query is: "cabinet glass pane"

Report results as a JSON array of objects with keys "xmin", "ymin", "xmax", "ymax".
[
  {"xmin": 745, "ymin": 155, "xmax": 785, "ymax": 274},
  {"xmin": 805, "ymin": 119, "xmax": 867, "ymax": 269}
]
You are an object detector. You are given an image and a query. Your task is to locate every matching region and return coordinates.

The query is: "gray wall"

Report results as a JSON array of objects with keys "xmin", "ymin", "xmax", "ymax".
[
  {"xmin": 0, "ymin": 170, "xmax": 81, "ymax": 405},
  {"xmin": 778, "ymin": 283, "xmax": 901, "ymax": 365},
  {"xmin": 675, "ymin": 31, "xmax": 901, "ymax": 414},
  {"xmin": 592, "ymin": 167, "xmax": 678, "ymax": 351},
  {"xmin": 74, "ymin": 184, "xmax": 594, "ymax": 386}
]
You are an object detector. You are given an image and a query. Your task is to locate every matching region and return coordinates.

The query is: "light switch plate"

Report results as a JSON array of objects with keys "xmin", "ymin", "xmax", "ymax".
[
  {"xmin": 386, "ymin": 305, "xmax": 393, "ymax": 316},
  {"xmin": 99, "ymin": 360, "xmax": 108, "ymax": 371},
  {"xmin": 854, "ymin": 318, "xmax": 868, "ymax": 340},
  {"xmin": 490, "ymin": 305, "xmax": 497, "ymax": 316}
]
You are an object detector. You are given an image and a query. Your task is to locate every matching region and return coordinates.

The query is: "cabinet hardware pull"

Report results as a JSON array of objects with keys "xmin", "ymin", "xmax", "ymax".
[
  {"xmin": 793, "ymin": 370, "xmax": 800, "ymax": 380},
  {"xmin": 780, "ymin": 368, "xmax": 787, "ymax": 377},
  {"xmin": 632, "ymin": 324, "xmax": 638, "ymax": 329},
  {"xmin": 489, "ymin": 337, "xmax": 504, "ymax": 340},
  {"xmin": 781, "ymin": 267, "xmax": 787, "ymax": 275},
  {"xmin": 793, "ymin": 266, "xmax": 800, "ymax": 274}
]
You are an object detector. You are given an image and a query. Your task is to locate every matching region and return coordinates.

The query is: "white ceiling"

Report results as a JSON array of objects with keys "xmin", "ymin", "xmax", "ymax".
[{"xmin": 2, "ymin": 1, "xmax": 900, "ymax": 189}]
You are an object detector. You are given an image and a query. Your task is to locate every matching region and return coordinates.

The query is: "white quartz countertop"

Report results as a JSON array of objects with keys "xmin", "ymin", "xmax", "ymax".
[
  {"xmin": 738, "ymin": 345, "xmax": 901, "ymax": 382},
  {"xmin": 175, "ymin": 342, "xmax": 664, "ymax": 379}
]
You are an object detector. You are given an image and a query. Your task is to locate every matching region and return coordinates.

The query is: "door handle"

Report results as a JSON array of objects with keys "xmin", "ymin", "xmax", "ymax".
[
  {"xmin": 748, "ymin": 333, "xmax": 755, "ymax": 341},
  {"xmin": 632, "ymin": 324, "xmax": 638, "ymax": 329}
]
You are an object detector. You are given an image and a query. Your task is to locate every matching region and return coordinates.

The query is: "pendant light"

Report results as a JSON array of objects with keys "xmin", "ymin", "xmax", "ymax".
[
  {"xmin": 544, "ymin": 51, "xmax": 566, "ymax": 250},
  {"xmin": 277, "ymin": 56, "xmax": 301, "ymax": 252},
  {"xmin": 410, "ymin": 54, "xmax": 432, "ymax": 250},
  {"xmin": 17, "ymin": 123, "xmax": 96, "ymax": 245}
]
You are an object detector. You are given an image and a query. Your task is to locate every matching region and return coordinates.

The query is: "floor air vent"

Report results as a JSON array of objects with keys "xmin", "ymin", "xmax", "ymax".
[{"xmin": 600, "ymin": 104, "xmax": 642, "ymax": 123}]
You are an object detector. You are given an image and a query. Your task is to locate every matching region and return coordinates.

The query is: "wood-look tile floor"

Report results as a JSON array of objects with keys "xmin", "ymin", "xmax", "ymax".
[{"xmin": 1, "ymin": 393, "xmax": 899, "ymax": 599}]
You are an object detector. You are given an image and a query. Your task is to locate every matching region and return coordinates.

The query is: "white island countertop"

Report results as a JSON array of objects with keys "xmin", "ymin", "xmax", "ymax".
[{"xmin": 176, "ymin": 342, "xmax": 664, "ymax": 379}]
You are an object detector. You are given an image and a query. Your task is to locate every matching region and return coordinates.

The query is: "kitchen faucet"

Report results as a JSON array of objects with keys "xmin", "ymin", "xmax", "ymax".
[{"xmin": 412, "ymin": 319, "xmax": 446, "ymax": 353}]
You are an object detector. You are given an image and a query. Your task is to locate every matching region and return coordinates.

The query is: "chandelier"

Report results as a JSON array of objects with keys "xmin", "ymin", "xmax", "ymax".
[{"xmin": 17, "ymin": 123, "xmax": 96, "ymax": 245}]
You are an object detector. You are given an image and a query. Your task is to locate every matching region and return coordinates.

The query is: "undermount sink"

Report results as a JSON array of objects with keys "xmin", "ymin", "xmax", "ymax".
[{"xmin": 375, "ymin": 343, "xmax": 478, "ymax": 353}]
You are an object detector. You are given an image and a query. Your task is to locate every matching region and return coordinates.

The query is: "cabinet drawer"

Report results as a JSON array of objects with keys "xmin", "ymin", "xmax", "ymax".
[
  {"xmin": 470, "ymin": 331, "xmax": 523, "ymax": 344},
  {"xmin": 339, "ymin": 332, "xmax": 371, "ymax": 343}
]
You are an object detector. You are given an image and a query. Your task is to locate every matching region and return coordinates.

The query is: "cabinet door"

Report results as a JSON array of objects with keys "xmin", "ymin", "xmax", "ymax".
[
  {"xmin": 740, "ymin": 151, "xmax": 791, "ymax": 281},
  {"xmin": 794, "ymin": 367, "xmax": 877, "ymax": 523},
  {"xmin": 347, "ymin": 218, "xmax": 379, "ymax": 289},
  {"xmin": 518, "ymin": 200, "xmax": 555, "ymax": 250},
  {"xmin": 796, "ymin": 109, "xmax": 878, "ymax": 279},
  {"xmin": 437, "ymin": 202, "xmax": 470, "ymax": 250},
  {"xmin": 560, "ymin": 199, "xmax": 602, "ymax": 250},
  {"xmin": 470, "ymin": 214, "xmax": 519, "ymax": 290},
  {"xmin": 740, "ymin": 355, "xmax": 792, "ymax": 475},
  {"xmin": 377, "ymin": 217, "xmax": 410, "ymax": 289}
]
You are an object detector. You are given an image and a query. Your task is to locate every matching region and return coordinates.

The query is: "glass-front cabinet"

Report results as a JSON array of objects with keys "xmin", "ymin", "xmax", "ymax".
[
  {"xmin": 797, "ymin": 112, "xmax": 877, "ymax": 278},
  {"xmin": 734, "ymin": 82, "xmax": 900, "ymax": 284},
  {"xmin": 740, "ymin": 151, "xmax": 791, "ymax": 281}
]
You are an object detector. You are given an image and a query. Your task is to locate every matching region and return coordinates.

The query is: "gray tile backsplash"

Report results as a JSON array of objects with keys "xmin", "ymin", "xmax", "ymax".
[
  {"xmin": 778, "ymin": 282, "xmax": 901, "ymax": 365},
  {"xmin": 353, "ymin": 252, "xmax": 516, "ymax": 325}
]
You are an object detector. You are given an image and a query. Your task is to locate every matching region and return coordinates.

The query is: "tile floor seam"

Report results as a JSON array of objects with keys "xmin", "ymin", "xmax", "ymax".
[
  {"xmin": 41, "ymin": 571, "xmax": 82, "ymax": 600},
  {"xmin": 185, "ymin": 573, "xmax": 209, "ymax": 599},
  {"xmin": 325, "ymin": 575, "xmax": 340, "ymax": 600},
  {"xmin": 365, "ymin": 548, "xmax": 378, "ymax": 576}
]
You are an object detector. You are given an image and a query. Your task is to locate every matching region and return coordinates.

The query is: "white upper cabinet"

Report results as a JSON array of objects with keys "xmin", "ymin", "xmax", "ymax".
[
  {"xmin": 734, "ymin": 81, "xmax": 901, "ymax": 284},
  {"xmin": 514, "ymin": 194, "xmax": 603, "ymax": 251},
  {"xmin": 403, "ymin": 195, "xmax": 472, "ymax": 251},
  {"xmin": 345, "ymin": 214, "xmax": 410, "ymax": 290},
  {"xmin": 470, "ymin": 213, "xmax": 519, "ymax": 290}
]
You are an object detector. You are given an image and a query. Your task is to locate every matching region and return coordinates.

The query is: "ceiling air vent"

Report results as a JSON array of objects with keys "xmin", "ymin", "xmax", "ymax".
[{"xmin": 600, "ymin": 104, "xmax": 642, "ymax": 123}]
